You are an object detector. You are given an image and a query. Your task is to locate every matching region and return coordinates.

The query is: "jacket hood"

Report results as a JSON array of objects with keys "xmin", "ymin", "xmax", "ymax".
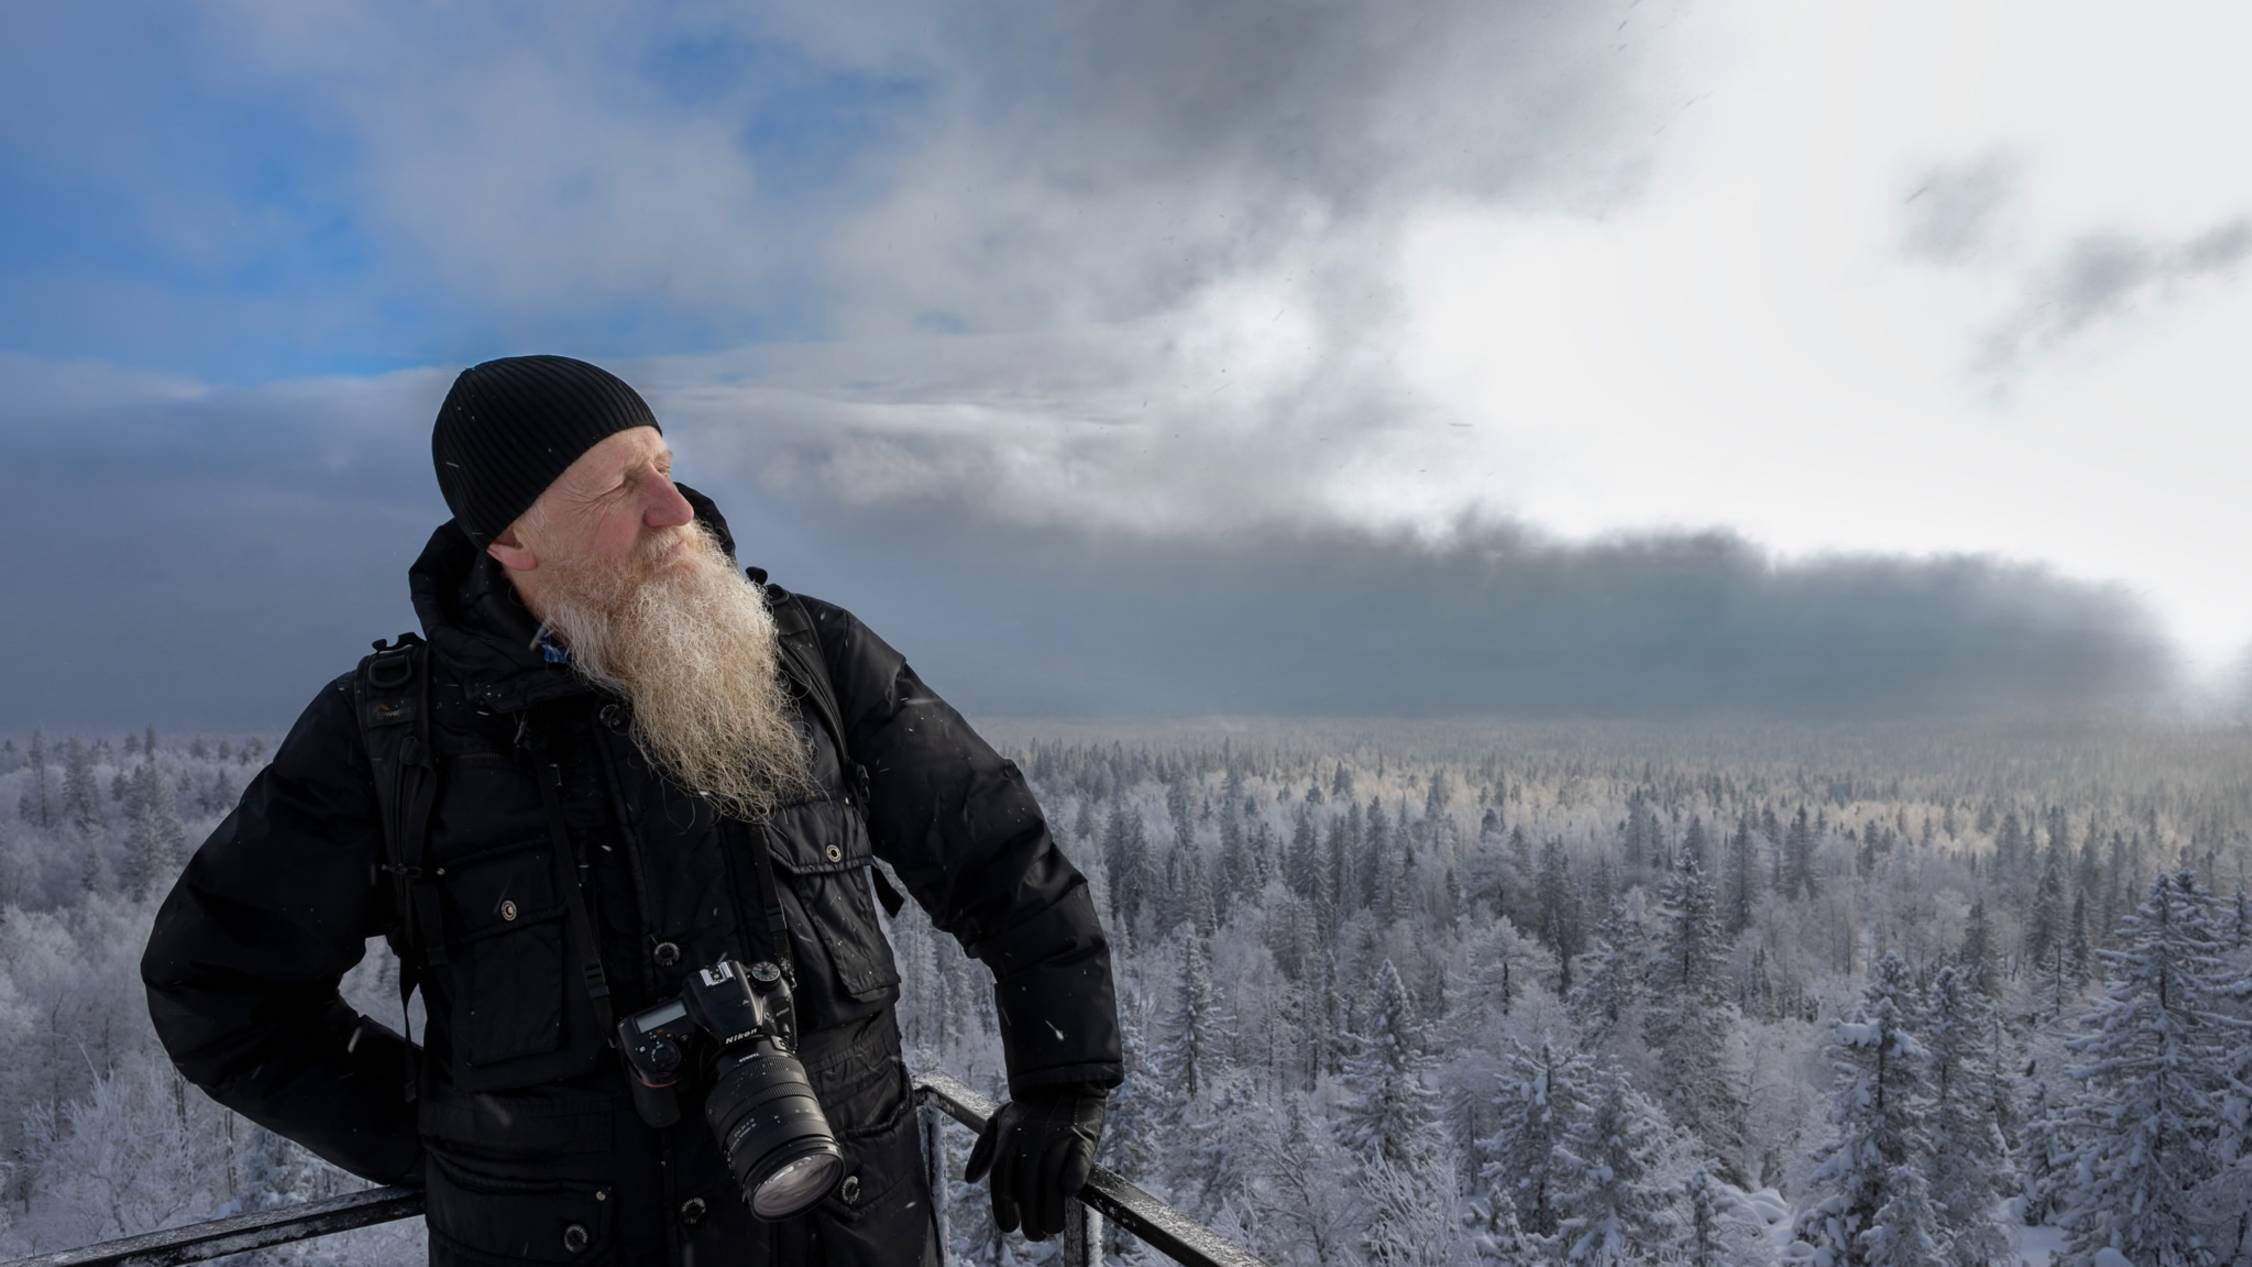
[{"xmin": 407, "ymin": 480, "xmax": 750, "ymax": 714}]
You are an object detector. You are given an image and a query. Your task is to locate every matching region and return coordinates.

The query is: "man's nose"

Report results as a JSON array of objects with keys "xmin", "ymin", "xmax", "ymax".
[{"xmin": 646, "ymin": 478, "xmax": 694, "ymax": 529}]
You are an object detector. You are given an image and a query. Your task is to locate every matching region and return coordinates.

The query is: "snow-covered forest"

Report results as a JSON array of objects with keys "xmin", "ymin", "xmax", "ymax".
[{"xmin": 4, "ymin": 717, "xmax": 2251, "ymax": 1265}]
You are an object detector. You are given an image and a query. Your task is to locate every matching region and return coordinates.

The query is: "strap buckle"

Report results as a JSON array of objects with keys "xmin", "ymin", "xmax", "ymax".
[{"xmin": 367, "ymin": 634, "xmax": 421, "ymax": 691}]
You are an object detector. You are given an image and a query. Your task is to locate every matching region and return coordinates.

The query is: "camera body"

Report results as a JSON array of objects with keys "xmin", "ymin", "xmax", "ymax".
[{"xmin": 617, "ymin": 955, "xmax": 845, "ymax": 1219}]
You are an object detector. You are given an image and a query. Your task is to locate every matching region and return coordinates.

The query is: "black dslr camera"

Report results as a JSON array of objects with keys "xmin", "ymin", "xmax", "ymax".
[{"xmin": 617, "ymin": 955, "xmax": 845, "ymax": 1219}]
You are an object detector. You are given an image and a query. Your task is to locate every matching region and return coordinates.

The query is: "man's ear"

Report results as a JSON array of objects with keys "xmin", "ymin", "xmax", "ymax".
[{"xmin": 487, "ymin": 524, "xmax": 539, "ymax": 574}]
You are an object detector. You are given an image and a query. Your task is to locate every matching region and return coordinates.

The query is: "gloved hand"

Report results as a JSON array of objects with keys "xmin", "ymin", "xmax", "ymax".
[{"xmin": 962, "ymin": 1086, "xmax": 1107, "ymax": 1240}]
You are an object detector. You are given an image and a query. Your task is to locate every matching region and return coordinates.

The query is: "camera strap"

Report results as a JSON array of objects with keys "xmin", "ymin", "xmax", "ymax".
[
  {"xmin": 355, "ymin": 631, "xmax": 439, "ymax": 1106},
  {"xmin": 749, "ymin": 818, "xmax": 792, "ymax": 946},
  {"xmin": 522, "ymin": 717, "xmax": 616, "ymax": 1040}
]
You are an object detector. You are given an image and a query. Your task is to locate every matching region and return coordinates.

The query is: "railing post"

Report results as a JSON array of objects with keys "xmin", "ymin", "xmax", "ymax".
[
  {"xmin": 921, "ymin": 1098, "xmax": 951, "ymax": 1260},
  {"xmin": 1063, "ymin": 1199, "xmax": 1103, "ymax": 1267}
]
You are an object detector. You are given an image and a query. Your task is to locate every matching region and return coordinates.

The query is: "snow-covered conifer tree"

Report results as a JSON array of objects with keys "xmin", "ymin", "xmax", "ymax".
[
  {"xmin": 1787, "ymin": 952, "xmax": 1930, "ymax": 1267},
  {"xmin": 1960, "ymin": 894, "xmax": 1999, "ymax": 998},
  {"xmin": 1362, "ymin": 797, "xmax": 1389, "ymax": 914},
  {"xmin": 1552, "ymin": 1060, "xmax": 1683, "ymax": 1264},
  {"xmin": 18, "ymin": 728, "xmax": 55, "ymax": 829},
  {"xmin": 1176, "ymin": 1067, "xmax": 1263, "ymax": 1221},
  {"xmin": 1166, "ymin": 932, "xmax": 1222, "ymax": 1102},
  {"xmin": 1569, "ymin": 890, "xmax": 1641, "ymax": 1049},
  {"xmin": 1338, "ymin": 958, "xmax": 1443, "ymax": 1168},
  {"xmin": 1470, "ymin": 1186, "xmax": 1544, "ymax": 1264},
  {"xmin": 1621, "ymin": 790, "xmax": 1659, "ymax": 876},
  {"xmin": 1478, "ymin": 1037, "xmax": 1592, "ymax": 1238},
  {"xmin": 1534, "ymin": 837, "xmax": 1582, "ymax": 994},
  {"xmin": 1102, "ymin": 997, "xmax": 1163, "ymax": 1200},
  {"xmin": 1286, "ymin": 805, "xmax": 1321, "ymax": 903},
  {"xmin": 2055, "ymin": 868, "xmax": 2237, "ymax": 1265},
  {"xmin": 1251, "ymin": 1095, "xmax": 1357, "ymax": 1267},
  {"xmin": 1724, "ymin": 814, "xmax": 1759, "ymax": 938},
  {"xmin": 2068, "ymin": 889, "xmax": 2091, "ymax": 992},
  {"xmin": 1643, "ymin": 845, "xmax": 1745, "ymax": 1171},
  {"xmin": 1101, "ymin": 800, "xmax": 1136, "ymax": 923},
  {"xmin": 1682, "ymin": 1168, "xmax": 1775, "ymax": 1267},
  {"xmin": 1358, "ymin": 1130, "xmax": 1466, "ymax": 1267},
  {"xmin": 2025, "ymin": 838, "xmax": 2066, "ymax": 995},
  {"xmin": 1918, "ymin": 964, "xmax": 2009, "ymax": 1265},
  {"xmin": 61, "ymin": 737, "xmax": 102, "ymax": 839},
  {"xmin": 1184, "ymin": 849, "xmax": 1218, "ymax": 941},
  {"xmin": 1784, "ymin": 806, "xmax": 1819, "ymax": 901},
  {"xmin": 120, "ymin": 762, "xmax": 183, "ymax": 902},
  {"xmin": 2015, "ymin": 1076, "xmax": 2071, "ymax": 1229},
  {"xmin": 1856, "ymin": 1164, "xmax": 1944, "ymax": 1267}
]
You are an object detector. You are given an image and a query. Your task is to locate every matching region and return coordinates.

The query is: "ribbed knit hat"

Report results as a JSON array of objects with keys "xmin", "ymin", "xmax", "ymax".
[{"xmin": 431, "ymin": 355, "xmax": 662, "ymax": 547}]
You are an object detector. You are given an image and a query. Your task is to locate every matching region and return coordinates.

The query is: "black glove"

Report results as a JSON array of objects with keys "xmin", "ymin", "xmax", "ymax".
[{"xmin": 962, "ymin": 1086, "xmax": 1107, "ymax": 1241}]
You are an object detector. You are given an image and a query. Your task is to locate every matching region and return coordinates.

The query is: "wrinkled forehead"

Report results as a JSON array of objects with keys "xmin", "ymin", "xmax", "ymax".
[{"xmin": 558, "ymin": 425, "xmax": 671, "ymax": 490}]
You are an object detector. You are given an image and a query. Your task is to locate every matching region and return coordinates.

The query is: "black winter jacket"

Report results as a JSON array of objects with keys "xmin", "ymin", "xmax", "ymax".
[{"xmin": 140, "ymin": 483, "xmax": 1121, "ymax": 1266}]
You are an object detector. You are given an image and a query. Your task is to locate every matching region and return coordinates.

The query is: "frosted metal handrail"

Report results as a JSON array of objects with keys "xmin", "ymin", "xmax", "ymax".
[
  {"xmin": 0, "ymin": 1071, "xmax": 1273, "ymax": 1267},
  {"xmin": 914, "ymin": 1070, "xmax": 1273, "ymax": 1267},
  {"xmin": 0, "ymin": 1187, "xmax": 424, "ymax": 1267}
]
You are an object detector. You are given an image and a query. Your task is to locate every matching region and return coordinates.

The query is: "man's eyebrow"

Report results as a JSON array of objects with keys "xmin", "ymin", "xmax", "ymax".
[{"xmin": 612, "ymin": 449, "xmax": 674, "ymax": 485}]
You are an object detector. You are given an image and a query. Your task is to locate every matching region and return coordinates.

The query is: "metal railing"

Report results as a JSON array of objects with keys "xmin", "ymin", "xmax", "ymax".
[{"xmin": 0, "ymin": 1072, "xmax": 1271, "ymax": 1267}]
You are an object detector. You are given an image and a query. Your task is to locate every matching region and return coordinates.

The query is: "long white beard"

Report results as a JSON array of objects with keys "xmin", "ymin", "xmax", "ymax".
[{"xmin": 527, "ymin": 518, "xmax": 820, "ymax": 822}]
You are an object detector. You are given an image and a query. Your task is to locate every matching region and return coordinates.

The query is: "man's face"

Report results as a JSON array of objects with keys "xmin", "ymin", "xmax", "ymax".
[
  {"xmin": 489, "ymin": 426, "xmax": 695, "ymax": 605},
  {"xmin": 486, "ymin": 425, "xmax": 818, "ymax": 822}
]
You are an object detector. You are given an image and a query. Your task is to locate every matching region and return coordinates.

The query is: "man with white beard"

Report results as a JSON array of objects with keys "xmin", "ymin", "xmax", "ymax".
[
  {"xmin": 498, "ymin": 429, "xmax": 823, "ymax": 828},
  {"xmin": 142, "ymin": 355, "xmax": 1122, "ymax": 1266}
]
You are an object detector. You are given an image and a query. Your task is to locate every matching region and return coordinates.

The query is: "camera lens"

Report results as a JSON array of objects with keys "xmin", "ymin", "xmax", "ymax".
[
  {"xmin": 752, "ymin": 1151, "xmax": 845, "ymax": 1219},
  {"xmin": 704, "ymin": 1038, "xmax": 845, "ymax": 1219}
]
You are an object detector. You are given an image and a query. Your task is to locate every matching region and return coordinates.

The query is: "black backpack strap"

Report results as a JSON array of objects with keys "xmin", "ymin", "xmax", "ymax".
[
  {"xmin": 355, "ymin": 631, "xmax": 439, "ymax": 1104},
  {"xmin": 519, "ymin": 717, "xmax": 615, "ymax": 1040},
  {"xmin": 763, "ymin": 583, "xmax": 906, "ymax": 920}
]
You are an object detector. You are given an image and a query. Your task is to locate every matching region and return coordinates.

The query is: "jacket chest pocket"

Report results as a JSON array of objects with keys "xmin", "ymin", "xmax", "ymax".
[
  {"xmin": 763, "ymin": 804, "xmax": 903, "ymax": 1029},
  {"xmin": 431, "ymin": 751, "xmax": 546, "ymax": 841},
  {"xmin": 435, "ymin": 838, "xmax": 576, "ymax": 1081}
]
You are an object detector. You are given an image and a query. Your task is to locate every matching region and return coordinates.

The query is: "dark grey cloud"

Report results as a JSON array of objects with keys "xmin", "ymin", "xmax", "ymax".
[
  {"xmin": 0, "ymin": 361, "xmax": 2179, "ymax": 730},
  {"xmin": 0, "ymin": 359, "xmax": 455, "ymax": 731},
  {"xmin": 1901, "ymin": 153, "xmax": 2019, "ymax": 265},
  {"xmin": 802, "ymin": 0, "xmax": 1678, "ymax": 337},
  {"xmin": 1982, "ymin": 213, "xmax": 2252, "ymax": 369},
  {"xmin": 789, "ymin": 496, "xmax": 2177, "ymax": 724}
]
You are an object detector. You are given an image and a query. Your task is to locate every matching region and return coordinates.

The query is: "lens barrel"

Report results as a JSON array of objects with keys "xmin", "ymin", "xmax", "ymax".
[{"xmin": 704, "ymin": 1037, "xmax": 845, "ymax": 1219}]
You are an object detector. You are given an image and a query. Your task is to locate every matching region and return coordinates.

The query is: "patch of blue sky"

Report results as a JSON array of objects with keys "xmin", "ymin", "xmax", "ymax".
[
  {"xmin": 0, "ymin": 13, "xmax": 384, "ymax": 381},
  {"xmin": 1, "ymin": 17, "xmax": 929, "ymax": 386},
  {"xmin": 644, "ymin": 31, "xmax": 931, "ymax": 214}
]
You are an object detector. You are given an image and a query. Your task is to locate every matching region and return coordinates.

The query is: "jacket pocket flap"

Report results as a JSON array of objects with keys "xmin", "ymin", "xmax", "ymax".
[
  {"xmin": 766, "ymin": 802, "xmax": 876, "ymax": 877},
  {"xmin": 426, "ymin": 1154, "xmax": 613, "ymax": 1264},
  {"xmin": 439, "ymin": 839, "xmax": 565, "ymax": 945}
]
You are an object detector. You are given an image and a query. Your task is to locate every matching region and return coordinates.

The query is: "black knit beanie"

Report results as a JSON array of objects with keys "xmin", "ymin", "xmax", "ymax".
[{"xmin": 431, "ymin": 354, "xmax": 662, "ymax": 547}]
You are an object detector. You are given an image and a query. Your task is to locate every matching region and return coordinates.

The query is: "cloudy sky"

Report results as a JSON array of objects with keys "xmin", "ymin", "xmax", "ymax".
[{"xmin": 3, "ymin": 0, "xmax": 2246, "ymax": 731}]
